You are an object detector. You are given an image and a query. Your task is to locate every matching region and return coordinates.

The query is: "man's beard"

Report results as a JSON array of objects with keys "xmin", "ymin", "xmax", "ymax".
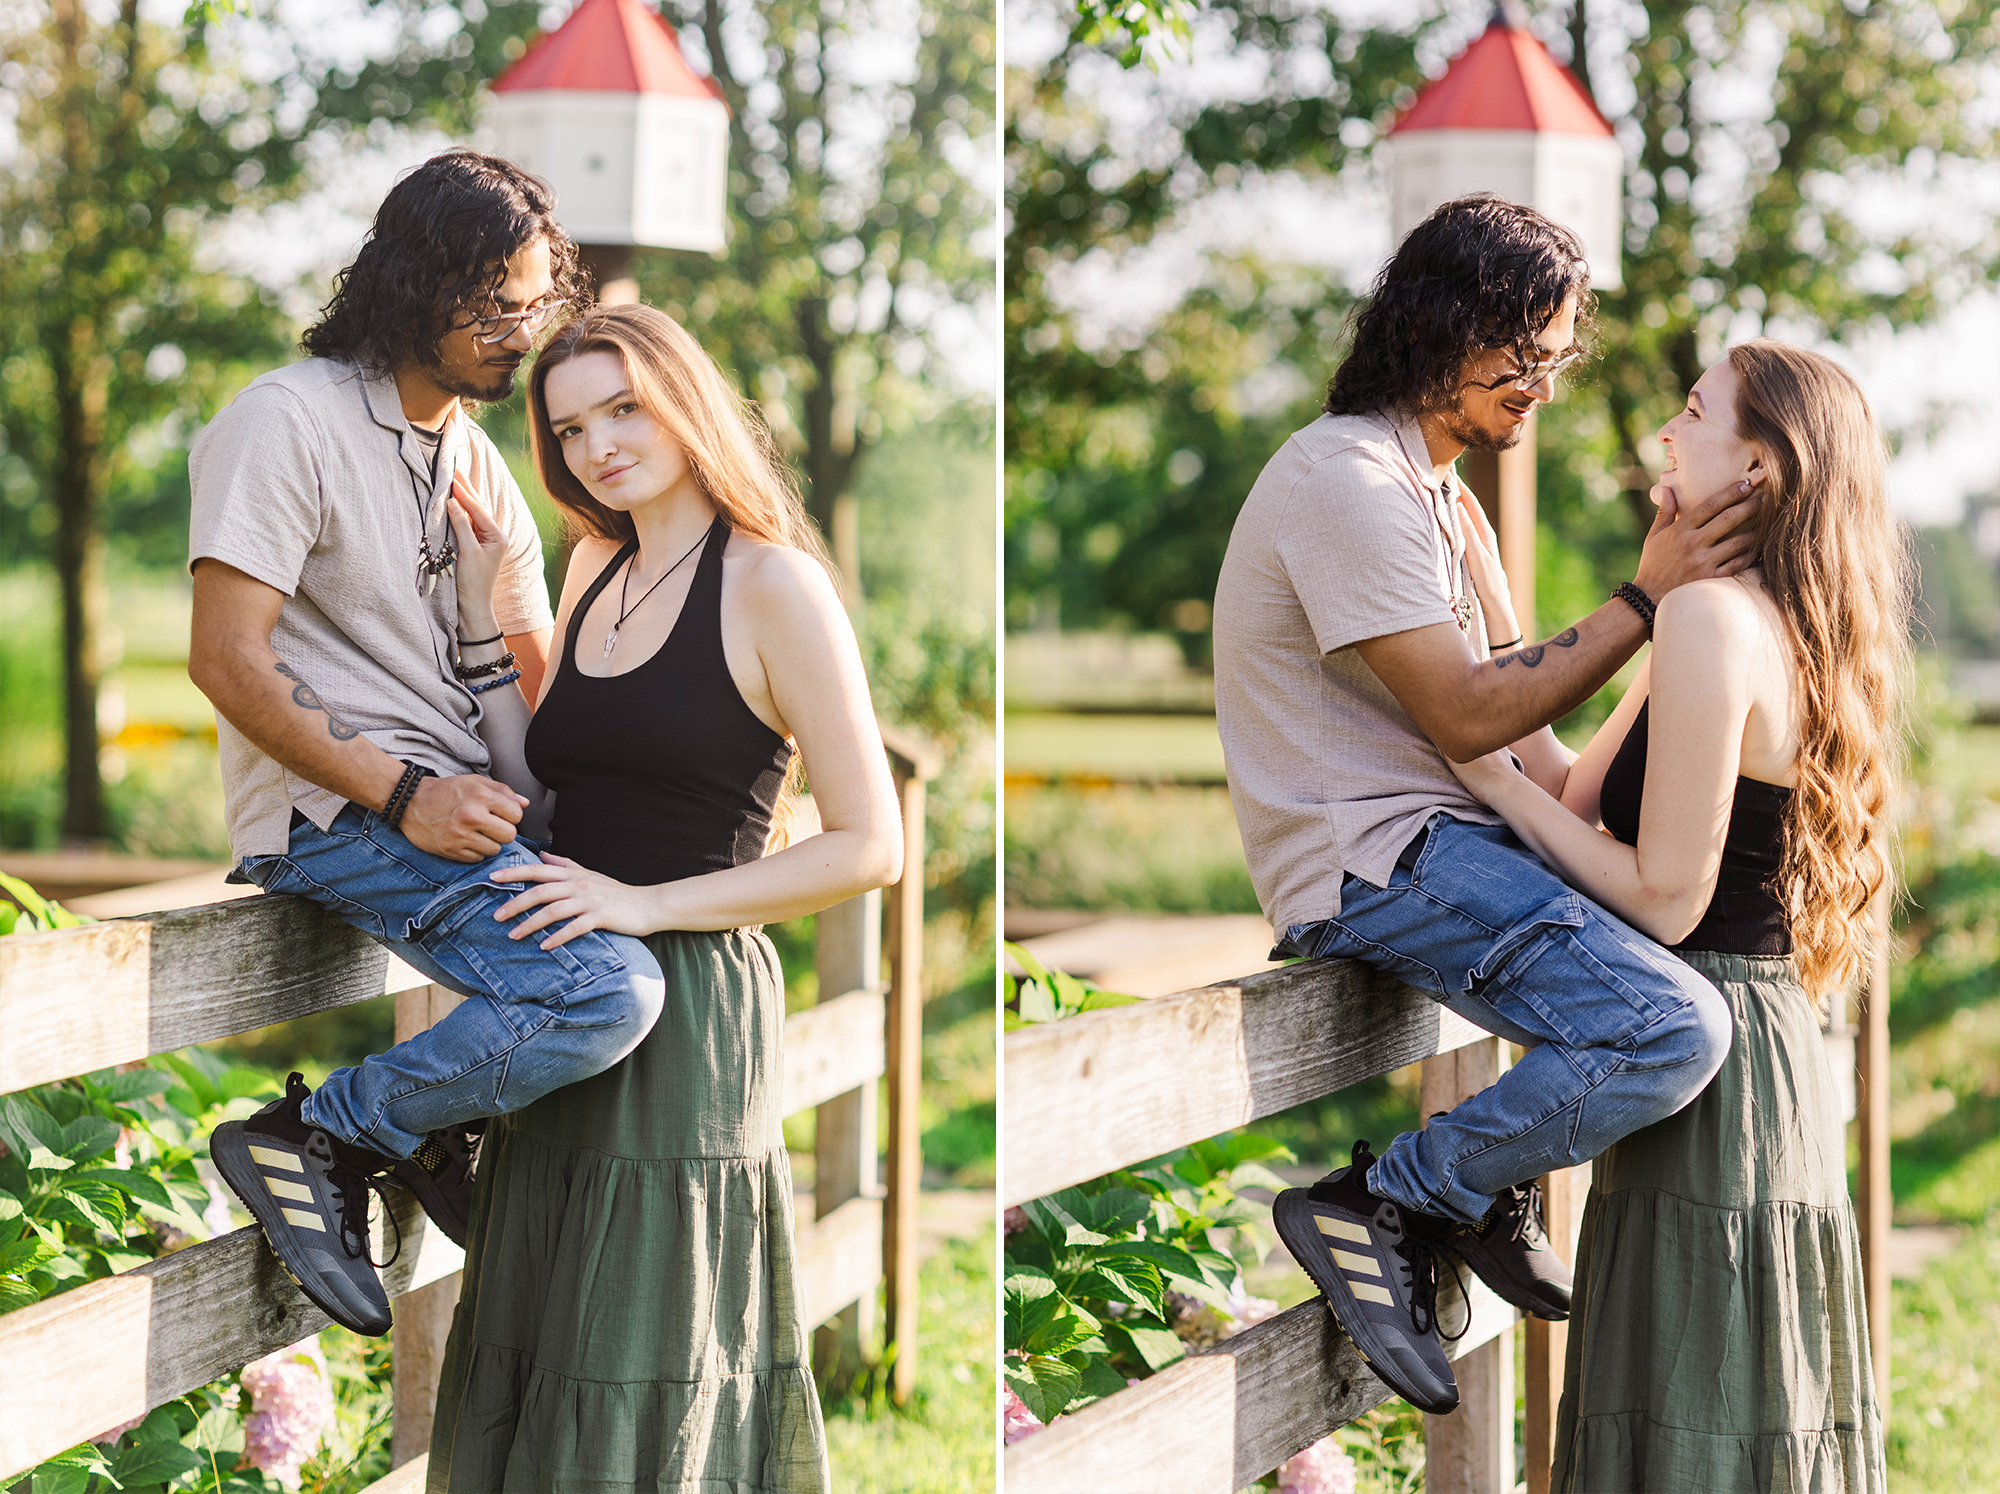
[
  {"xmin": 431, "ymin": 359, "xmax": 521, "ymax": 405},
  {"xmin": 1436, "ymin": 393, "xmax": 1528, "ymax": 453}
]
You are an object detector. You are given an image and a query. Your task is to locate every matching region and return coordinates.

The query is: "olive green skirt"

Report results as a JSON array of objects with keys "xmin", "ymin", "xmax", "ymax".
[
  {"xmin": 1551, "ymin": 951, "xmax": 1885, "ymax": 1494},
  {"xmin": 427, "ymin": 928, "xmax": 830, "ymax": 1494}
]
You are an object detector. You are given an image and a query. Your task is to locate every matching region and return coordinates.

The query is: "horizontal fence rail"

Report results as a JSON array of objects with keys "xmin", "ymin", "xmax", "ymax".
[
  {"xmin": 0, "ymin": 900, "xmax": 894, "ymax": 1481},
  {"xmin": 1003, "ymin": 960, "xmax": 1487, "ymax": 1207},
  {"xmin": 1004, "ymin": 1279, "xmax": 1516, "ymax": 1493}
]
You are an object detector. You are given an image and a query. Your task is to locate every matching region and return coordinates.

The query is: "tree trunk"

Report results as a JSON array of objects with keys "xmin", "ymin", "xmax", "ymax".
[
  {"xmin": 50, "ymin": 321, "xmax": 109, "ymax": 844},
  {"xmin": 794, "ymin": 294, "xmax": 866, "ymax": 606}
]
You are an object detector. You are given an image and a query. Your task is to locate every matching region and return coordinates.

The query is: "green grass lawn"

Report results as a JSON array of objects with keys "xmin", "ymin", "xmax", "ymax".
[
  {"xmin": 823, "ymin": 1227, "xmax": 995, "ymax": 1493},
  {"xmin": 1004, "ymin": 711, "xmax": 1227, "ymax": 782}
]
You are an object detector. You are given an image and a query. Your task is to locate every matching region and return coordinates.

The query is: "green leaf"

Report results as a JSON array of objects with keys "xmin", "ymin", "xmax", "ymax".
[
  {"xmin": 218, "ymin": 1069, "xmax": 278, "ymax": 1103},
  {"xmin": 100, "ymin": 1071, "xmax": 174, "ymax": 1104},
  {"xmin": 1003, "ymin": 1265, "xmax": 1099, "ymax": 1356},
  {"xmin": 1015, "ymin": 977, "xmax": 1059, "ymax": 1025},
  {"xmin": 1075, "ymin": 1357, "xmax": 1132, "ymax": 1403},
  {"xmin": 1004, "ymin": 940, "xmax": 1054, "ymax": 986},
  {"xmin": 24, "ymin": 1147, "xmax": 73, "ymax": 1174},
  {"xmin": 1006, "ymin": 1353, "xmax": 1082, "ymax": 1424},
  {"xmin": 0, "ymin": 1275, "xmax": 40, "ymax": 1311},
  {"xmin": 67, "ymin": 1169, "xmax": 175, "ymax": 1210},
  {"xmin": 1075, "ymin": 1257, "xmax": 1164, "ymax": 1316},
  {"xmin": 50, "ymin": 1183, "xmax": 128, "ymax": 1235},
  {"xmin": 0, "ymin": 1096, "xmax": 68, "ymax": 1157},
  {"xmin": 109, "ymin": 1437, "xmax": 204, "ymax": 1486},
  {"xmin": 59, "ymin": 1115, "xmax": 122, "ymax": 1162},
  {"xmin": 1074, "ymin": 987, "xmax": 1145, "ymax": 1013},
  {"xmin": 1106, "ymin": 1319, "xmax": 1188, "ymax": 1371},
  {"xmin": 30, "ymin": 1463, "xmax": 94, "ymax": 1494},
  {"xmin": 0, "ymin": 1190, "xmax": 22, "ymax": 1223},
  {"xmin": 0, "ymin": 1234, "xmax": 63, "ymax": 1273},
  {"xmin": 158, "ymin": 1055, "xmax": 220, "ymax": 1112}
]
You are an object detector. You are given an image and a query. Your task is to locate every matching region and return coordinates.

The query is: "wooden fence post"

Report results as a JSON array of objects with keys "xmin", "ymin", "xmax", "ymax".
[
  {"xmin": 389, "ymin": 983, "xmax": 465, "ymax": 1469},
  {"xmin": 1420, "ymin": 1040, "xmax": 1513, "ymax": 1494},
  {"xmin": 882, "ymin": 769, "xmax": 926, "ymax": 1403},
  {"xmin": 814, "ymin": 890, "xmax": 881, "ymax": 1381}
]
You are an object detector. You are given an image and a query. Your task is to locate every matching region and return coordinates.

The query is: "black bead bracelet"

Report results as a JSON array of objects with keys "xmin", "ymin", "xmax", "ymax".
[{"xmin": 1612, "ymin": 581, "xmax": 1657, "ymax": 636}]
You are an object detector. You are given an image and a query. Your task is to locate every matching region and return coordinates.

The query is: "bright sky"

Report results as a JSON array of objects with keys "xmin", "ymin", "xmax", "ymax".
[{"xmin": 1007, "ymin": 0, "xmax": 2000, "ymax": 526}]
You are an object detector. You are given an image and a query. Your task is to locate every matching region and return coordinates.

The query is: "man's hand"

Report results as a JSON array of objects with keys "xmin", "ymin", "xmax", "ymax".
[
  {"xmin": 1632, "ymin": 471, "xmax": 1764, "ymax": 600},
  {"xmin": 401, "ymin": 774, "xmax": 529, "ymax": 862}
]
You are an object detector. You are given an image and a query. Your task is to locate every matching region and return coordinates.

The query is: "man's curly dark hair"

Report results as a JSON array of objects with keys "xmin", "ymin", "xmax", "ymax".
[
  {"xmin": 302, "ymin": 150, "xmax": 584, "ymax": 372},
  {"xmin": 1324, "ymin": 193, "xmax": 1596, "ymax": 419}
]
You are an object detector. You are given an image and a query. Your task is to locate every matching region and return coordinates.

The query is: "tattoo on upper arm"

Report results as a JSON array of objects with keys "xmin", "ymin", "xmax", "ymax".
[
  {"xmin": 275, "ymin": 662, "xmax": 361, "ymax": 740},
  {"xmin": 1494, "ymin": 626, "xmax": 1581, "ymax": 670}
]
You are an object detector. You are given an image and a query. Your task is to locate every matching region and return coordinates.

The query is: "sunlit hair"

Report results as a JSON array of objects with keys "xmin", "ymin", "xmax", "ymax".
[
  {"xmin": 528, "ymin": 304, "xmax": 833, "ymax": 849},
  {"xmin": 528, "ymin": 304, "xmax": 830, "ymax": 566},
  {"xmin": 1729, "ymin": 339, "xmax": 1912, "ymax": 1008}
]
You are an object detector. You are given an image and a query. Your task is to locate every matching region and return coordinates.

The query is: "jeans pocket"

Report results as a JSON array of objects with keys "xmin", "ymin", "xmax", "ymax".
[{"xmin": 1467, "ymin": 897, "xmax": 1592, "ymax": 1037}]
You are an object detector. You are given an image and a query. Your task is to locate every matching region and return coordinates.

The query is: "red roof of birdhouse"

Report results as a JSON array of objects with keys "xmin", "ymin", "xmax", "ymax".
[
  {"xmin": 1389, "ymin": 7, "xmax": 1611, "ymax": 137},
  {"xmin": 492, "ymin": 0, "xmax": 726, "ymax": 102}
]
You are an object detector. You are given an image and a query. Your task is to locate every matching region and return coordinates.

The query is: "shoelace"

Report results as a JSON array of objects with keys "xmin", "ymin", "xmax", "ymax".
[
  {"xmin": 1394, "ymin": 1234, "xmax": 1471, "ymax": 1343},
  {"xmin": 1500, "ymin": 1183, "xmax": 1548, "ymax": 1247},
  {"xmin": 329, "ymin": 1164, "xmax": 403, "ymax": 1270}
]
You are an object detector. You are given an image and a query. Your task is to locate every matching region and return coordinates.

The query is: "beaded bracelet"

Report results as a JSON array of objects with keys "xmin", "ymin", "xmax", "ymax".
[
  {"xmin": 1612, "ymin": 581, "xmax": 1657, "ymax": 636},
  {"xmin": 467, "ymin": 668, "xmax": 522, "ymax": 696},
  {"xmin": 453, "ymin": 650, "xmax": 517, "ymax": 682},
  {"xmin": 381, "ymin": 761, "xmax": 425, "ymax": 830}
]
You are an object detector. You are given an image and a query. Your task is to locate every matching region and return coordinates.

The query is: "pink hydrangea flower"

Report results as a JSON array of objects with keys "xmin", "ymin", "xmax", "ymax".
[
  {"xmin": 1003, "ymin": 1205, "xmax": 1029, "ymax": 1237},
  {"xmin": 239, "ymin": 1336, "xmax": 335, "ymax": 1486},
  {"xmin": 1275, "ymin": 1434, "xmax": 1358, "ymax": 1494},
  {"xmin": 1002, "ymin": 1384, "xmax": 1049, "ymax": 1444},
  {"xmin": 89, "ymin": 1414, "xmax": 144, "ymax": 1446}
]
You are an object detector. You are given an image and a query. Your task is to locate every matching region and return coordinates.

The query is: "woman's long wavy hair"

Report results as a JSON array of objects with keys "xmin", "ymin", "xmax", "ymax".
[
  {"xmin": 1729, "ymin": 339, "xmax": 1911, "ymax": 1006},
  {"xmin": 1326, "ymin": 193, "xmax": 1597, "ymax": 418},
  {"xmin": 527, "ymin": 304, "xmax": 832, "ymax": 849},
  {"xmin": 301, "ymin": 150, "xmax": 582, "ymax": 375}
]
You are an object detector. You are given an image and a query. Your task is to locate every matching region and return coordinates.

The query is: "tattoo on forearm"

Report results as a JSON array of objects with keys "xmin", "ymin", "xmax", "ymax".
[
  {"xmin": 275, "ymin": 662, "xmax": 361, "ymax": 740},
  {"xmin": 1494, "ymin": 626, "xmax": 1581, "ymax": 670}
]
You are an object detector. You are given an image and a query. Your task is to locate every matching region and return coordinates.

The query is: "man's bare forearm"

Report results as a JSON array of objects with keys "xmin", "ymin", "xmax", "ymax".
[
  {"xmin": 1453, "ymin": 601, "xmax": 1649, "ymax": 757},
  {"xmin": 192, "ymin": 646, "xmax": 404, "ymax": 811}
]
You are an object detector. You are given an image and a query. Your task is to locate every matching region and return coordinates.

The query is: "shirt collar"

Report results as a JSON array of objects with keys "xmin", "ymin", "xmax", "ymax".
[{"xmin": 358, "ymin": 363, "xmax": 459, "ymax": 493}]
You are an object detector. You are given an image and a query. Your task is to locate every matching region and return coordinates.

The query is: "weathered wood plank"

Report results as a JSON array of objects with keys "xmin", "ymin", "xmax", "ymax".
[
  {"xmin": 1003, "ymin": 960, "xmax": 1489, "ymax": 1206},
  {"xmin": 358, "ymin": 1452, "xmax": 429, "ymax": 1494},
  {"xmin": 0, "ymin": 1191, "xmax": 460, "ymax": 1479},
  {"xmin": 796, "ymin": 1194, "xmax": 883, "ymax": 1332},
  {"xmin": 1003, "ymin": 1277, "xmax": 1517, "ymax": 1492},
  {"xmin": 0, "ymin": 898, "xmax": 428, "ymax": 1095},
  {"xmin": 780, "ymin": 987, "xmax": 886, "ymax": 1117}
]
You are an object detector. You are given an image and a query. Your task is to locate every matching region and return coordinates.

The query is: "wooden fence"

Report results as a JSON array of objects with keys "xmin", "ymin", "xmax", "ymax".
[
  {"xmin": 1003, "ymin": 937, "xmax": 1892, "ymax": 1493},
  {"xmin": 0, "ymin": 726, "xmax": 935, "ymax": 1488}
]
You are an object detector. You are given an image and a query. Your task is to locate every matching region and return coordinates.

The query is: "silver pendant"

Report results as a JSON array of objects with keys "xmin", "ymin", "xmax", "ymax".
[{"xmin": 602, "ymin": 628, "xmax": 619, "ymax": 659}]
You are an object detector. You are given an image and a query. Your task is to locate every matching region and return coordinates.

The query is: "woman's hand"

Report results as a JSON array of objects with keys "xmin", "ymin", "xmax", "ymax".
[
  {"xmin": 1454, "ymin": 487, "xmax": 1519, "ymax": 649},
  {"xmin": 1445, "ymin": 745, "xmax": 1525, "ymax": 808},
  {"xmin": 446, "ymin": 473, "xmax": 507, "ymax": 630},
  {"xmin": 490, "ymin": 853, "xmax": 663, "ymax": 949}
]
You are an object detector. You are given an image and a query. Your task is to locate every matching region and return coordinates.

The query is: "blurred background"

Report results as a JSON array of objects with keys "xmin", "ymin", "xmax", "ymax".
[
  {"xmin": 1, "ymin": 0, "xmax": 993, "ymax": 1486},
  {"xmin": 1005, "ymin": 0, "xmax": 2000, "ymax": 1484}
]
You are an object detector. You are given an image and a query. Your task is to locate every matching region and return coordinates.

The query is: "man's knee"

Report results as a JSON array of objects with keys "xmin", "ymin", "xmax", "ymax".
[
  {"xmin": 1624, "ymin": 967, "xmax": 1732, "ymax": 1119},
  {"xmin": 554, "ymin": 935, "xmax": 665, "ymax": 1067}
]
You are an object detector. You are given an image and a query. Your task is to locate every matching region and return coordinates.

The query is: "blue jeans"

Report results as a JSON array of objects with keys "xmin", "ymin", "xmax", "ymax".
[
  {"xmin": 1280, "ymin": 814, "xmax": 1730, "ymax": 1225},
  {"xmin": 233, "ymin": 805, "xmax": 665, "ymax": 1160}
]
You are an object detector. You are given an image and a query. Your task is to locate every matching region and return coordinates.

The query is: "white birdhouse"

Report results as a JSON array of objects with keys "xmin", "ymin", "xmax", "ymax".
[
  {"xmin": 488, "ymin": 0, "xmax": 730, "ymax": 254},
  {"xmin": 1387, "ymin": 2, "xmax": 1623, "ymax": 291}
]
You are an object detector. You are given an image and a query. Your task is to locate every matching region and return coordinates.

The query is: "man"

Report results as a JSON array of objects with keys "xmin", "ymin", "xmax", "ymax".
[
  {"xmin": 186, "ymin": 150, "xmax": 666, "ymax": 1337},
  {"xmin": 1211, "ymin": 194, "xmax": 1760, "ymax": 1413}
]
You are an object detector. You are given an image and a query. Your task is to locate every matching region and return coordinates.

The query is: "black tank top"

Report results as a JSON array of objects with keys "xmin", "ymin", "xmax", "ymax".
[
  {"xmin": 523, "ymin": 516, "xmax": 791, "ymax": 887},
  {"xmin": 1598, "ymin": 698, "xmax": 1793, "ymax": 955}
]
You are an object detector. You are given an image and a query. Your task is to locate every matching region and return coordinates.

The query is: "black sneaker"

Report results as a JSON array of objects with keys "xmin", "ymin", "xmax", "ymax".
[
  {"xmin": 1441, "ymin": 1179, "xmax": 1572, "ymax": 1321},
  {"xmin": 385, "ymin": 1119, "xmax": 484, "ymax": 1248},
  {"xmin": 1272, "ymin": 1139, "xmax": 1465, "ymax": 1415},
  {"xmin": 210, "ymin": 1072, "xmax": 400, "ymax": 1336}
]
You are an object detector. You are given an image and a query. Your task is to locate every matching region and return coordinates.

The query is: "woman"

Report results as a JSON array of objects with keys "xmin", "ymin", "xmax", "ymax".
[
  {"xmin": 424, "ymin": 303, "xmax": 902, "ymax": 1493},
  {"xmin": 1447, "ymin": 339, "xmax": 1899, "ymax": 1492}
]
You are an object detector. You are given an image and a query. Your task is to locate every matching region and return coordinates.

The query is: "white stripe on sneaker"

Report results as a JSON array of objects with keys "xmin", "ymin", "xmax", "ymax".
[
  {"xmin": 279, "ymin": 1208, "xmax": 325, "ymax": 1231},
  {"xmin": 1315, "ymin": 1216, "xmax": 1371, "ymax": 1245},
  {"xmin": 248, "ymin": 1145, "xmax": 304, "ymax": 1172},
  {"xmin": 1350, "ymin": 1281, "xmax": 1394, "ymax": 1306},
  {"xmin": 266, "ymin": 1178, "xmax": 313, "ymax": 1203},
  {"xmin": 1331, "ymin": 1247, "xmax": 1381, "ymax": 1276}
]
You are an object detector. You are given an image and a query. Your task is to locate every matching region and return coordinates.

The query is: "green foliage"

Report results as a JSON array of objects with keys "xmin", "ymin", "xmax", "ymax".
[
  {"xmin": 1886, "ymin": 1215, "xmax": 2000, "ymax": 1486},
  {"xmin": 1003, "ymin": 781, "xmax": 1260, "ymax": 914},
  {"xmin": 1070, "ymin": 0, "xmax": 1200, "ymax": 69},
  {"xmin": 1002, "ymin": 1133, "xmax": 1292, "ymax": 1422},
  {"xmin": 0, "ymin": 871, "xmax": 88, "ymax": 937},
  {"xmin": 1002, "ymin": 941, "xmax": 1142, "ymax": 1029},
  {"xmin": 1005, "ymin": 1, "xmax": 2000, "ymax": 635}
]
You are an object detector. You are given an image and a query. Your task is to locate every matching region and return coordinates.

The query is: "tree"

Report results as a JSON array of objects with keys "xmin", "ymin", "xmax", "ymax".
[
  {"xmin": 0, "ymin": 0, "xmax": 306, "ymax": 840},
  {"xmin": 1005, "ymin": 0, "xmax": 2000, "ymax": 632},
  {"xmin": 316, "ymin": 0, "xmax": 997, "ymax": 601}
]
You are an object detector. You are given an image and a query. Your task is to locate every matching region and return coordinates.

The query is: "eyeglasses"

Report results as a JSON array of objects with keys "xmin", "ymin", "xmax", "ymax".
[
  {"xmin": 472, "ymin": 297, "xmax": 569, "ymax": 345},
  {"xmin": 1465, "ymin": 346, "xmax": 1586, "ymax": 394}
]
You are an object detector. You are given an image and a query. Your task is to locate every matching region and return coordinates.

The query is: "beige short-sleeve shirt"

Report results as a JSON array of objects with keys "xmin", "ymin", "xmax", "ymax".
[
  {"xmin": 1212, "ymin": 410, "xmax": 1502, "ymax": 931},
  {"xmin": 189, "ymin": 358, "xmax": 554, "ymax": 859}
]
